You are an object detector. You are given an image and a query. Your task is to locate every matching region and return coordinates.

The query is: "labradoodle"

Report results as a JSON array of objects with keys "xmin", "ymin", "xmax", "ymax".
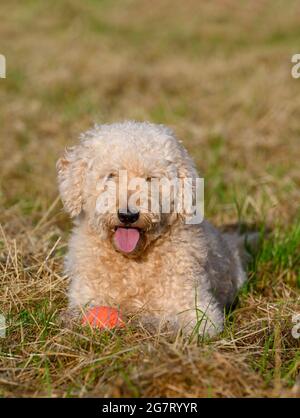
[{"xmin": 57, "ymin": 121, "xmax": 249, "ymax": 336}]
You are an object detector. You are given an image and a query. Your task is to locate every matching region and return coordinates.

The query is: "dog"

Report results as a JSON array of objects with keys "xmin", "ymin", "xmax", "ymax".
[{"xmin": 57, "ymin": 121, "xmax": 249, "ymax": 336}]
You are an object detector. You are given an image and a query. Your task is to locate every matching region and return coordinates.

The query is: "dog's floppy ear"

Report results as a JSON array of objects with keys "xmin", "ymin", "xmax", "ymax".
[{"xmin": 56, "ymin": 146, "xmax": 88, "ymax": 217}]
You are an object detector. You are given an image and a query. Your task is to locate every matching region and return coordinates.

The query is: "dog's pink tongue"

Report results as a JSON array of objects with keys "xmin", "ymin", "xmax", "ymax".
[{"xmin": 114, "ymin": 228, "xmax": 140, "ymax": 253}]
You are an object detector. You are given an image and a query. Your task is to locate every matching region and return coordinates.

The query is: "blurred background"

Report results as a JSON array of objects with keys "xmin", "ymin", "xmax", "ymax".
[{"xmin": 1, "ymin": 0, "xmax": 300, "ymax": 228}]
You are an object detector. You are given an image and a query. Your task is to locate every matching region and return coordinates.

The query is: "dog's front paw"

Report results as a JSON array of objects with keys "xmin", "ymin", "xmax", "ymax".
[{"xmin": 58, "ymin": 308, "xmax": 80, "ymax": 328}]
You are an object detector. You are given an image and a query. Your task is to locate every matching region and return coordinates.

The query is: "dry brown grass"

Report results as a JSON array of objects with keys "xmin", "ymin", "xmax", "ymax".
[{"xmin": 0, "ymin": 0, "xmax": 299, "ymax": 397}]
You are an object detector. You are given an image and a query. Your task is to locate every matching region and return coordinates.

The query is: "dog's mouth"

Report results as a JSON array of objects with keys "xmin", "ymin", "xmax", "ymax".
[{"xmin": 113, "ymin": 227, "xmax": 141, "ymax": 254}]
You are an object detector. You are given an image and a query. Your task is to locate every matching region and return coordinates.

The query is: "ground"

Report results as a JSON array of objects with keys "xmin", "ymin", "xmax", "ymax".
[{"xmin": 0, "ymin": 0, "xmax": 299, "ymax": 397}]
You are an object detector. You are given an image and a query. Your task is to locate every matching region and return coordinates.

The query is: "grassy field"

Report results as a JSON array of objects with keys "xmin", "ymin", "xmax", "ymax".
[{"xmin": 0, "ymin": 0, "xmax": 299, "ymax": 397}]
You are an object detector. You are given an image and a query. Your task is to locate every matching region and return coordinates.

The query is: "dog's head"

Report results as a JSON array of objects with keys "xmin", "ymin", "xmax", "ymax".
[{"xmin": 57, "ymin": 122, "xmax": 198, "ymax": 258}]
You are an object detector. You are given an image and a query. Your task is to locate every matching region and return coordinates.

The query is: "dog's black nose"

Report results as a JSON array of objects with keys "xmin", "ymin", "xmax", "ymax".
[{"xmin": 118, "ymin": 208, "xmax": 139, "ymax": 224}]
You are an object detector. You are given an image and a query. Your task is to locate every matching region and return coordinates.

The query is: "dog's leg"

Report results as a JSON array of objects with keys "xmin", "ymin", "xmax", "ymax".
[
  {"xmin": 185, "ymin": 303, "xmax": 224, "ymax": 338},
  {"xmin": 134, "ymin": 313, "xmax": 181, "ymax": 337},
  {"xmin": 177, "ymin": 289, "xmax": 225, "ymax": 338},
  {"xmin": 59, "ymin": 307, "xmax": 81, "ymax": 328},
  {"xmin": 59, "ymin": 275, "xmax": 99, "ymax": 328},
  {"xmin": 133, "ymin": 297, "xmax": 224, "ymax": 339}
]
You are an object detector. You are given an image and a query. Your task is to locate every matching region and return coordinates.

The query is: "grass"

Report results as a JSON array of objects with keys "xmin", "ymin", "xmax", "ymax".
[{"xmin": 0, "ymin": 0, "xmax": 300, "ymax": 397}]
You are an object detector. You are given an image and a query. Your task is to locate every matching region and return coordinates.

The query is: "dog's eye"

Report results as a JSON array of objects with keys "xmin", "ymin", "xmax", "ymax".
[
  {"xmin": 107, "ymin": 173, "xmax": 116, "ymax": 180},
  {"xmin": 146, "ymin": 176, "xmax": 158, "ymax": 182}
]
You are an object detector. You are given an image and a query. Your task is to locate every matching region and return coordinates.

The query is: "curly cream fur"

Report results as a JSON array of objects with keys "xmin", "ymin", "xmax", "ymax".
[{"xmin": 57, "ymin": 121, "xmax": 246, "ymax": 336}]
